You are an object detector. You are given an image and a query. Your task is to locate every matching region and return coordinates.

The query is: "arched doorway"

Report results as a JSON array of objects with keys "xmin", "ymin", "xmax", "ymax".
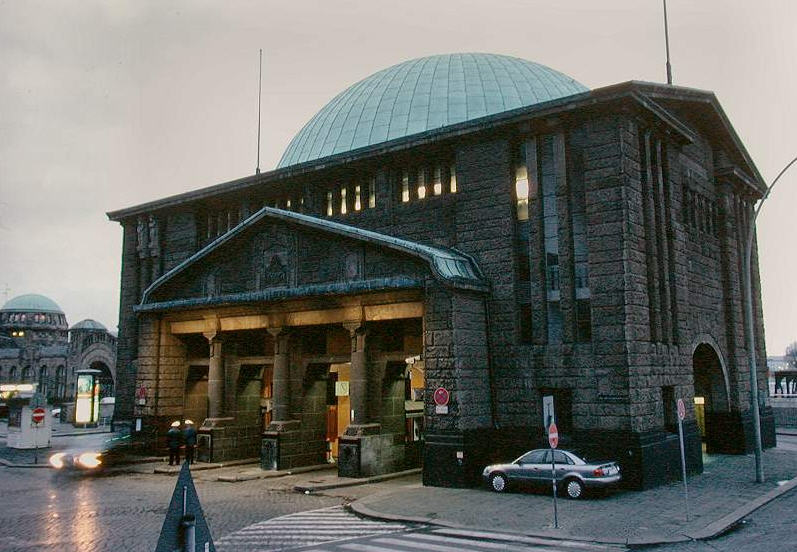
[
  {"xmin": 692, "ymin": 342, "xmax": 731, "ymax": 453},
  {"xmin": 89, "ymin": 361, "xmax": 115, "ymax": 399}
]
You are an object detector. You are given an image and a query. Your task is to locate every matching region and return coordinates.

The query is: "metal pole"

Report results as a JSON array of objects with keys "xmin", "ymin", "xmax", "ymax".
[
  {"xmin": 182, "ymin": 514, "xmax": 196, "ymax": 552},
  {"xmin": 663, "ymin": 0, "xmax": 673, "ymax": 84},
  {"xmin": 743, "ymin": 155, "xmax": 797, "ymax": 483},
  {"xmin": 551, "ymin": 448, "xmax": 558, "ymax": 529},
  {"xmin": 677, "ymin": 416, "xmax": 690, "ymax": 522}
]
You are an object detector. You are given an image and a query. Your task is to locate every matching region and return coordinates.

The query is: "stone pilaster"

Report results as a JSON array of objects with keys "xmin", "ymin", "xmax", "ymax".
[{"xmin": 267, "ymin": 327, "xmax": 290, "ymax": 422}]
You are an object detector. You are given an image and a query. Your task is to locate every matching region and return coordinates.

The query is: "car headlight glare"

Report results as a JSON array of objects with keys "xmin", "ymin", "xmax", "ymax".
[
  {"xmin": 77, "ymin": 452, "xmax": 102, "ymax": 468},
  {"xmin": 49, "ymin": 452, "xmax": 66, "ymax": 469}
]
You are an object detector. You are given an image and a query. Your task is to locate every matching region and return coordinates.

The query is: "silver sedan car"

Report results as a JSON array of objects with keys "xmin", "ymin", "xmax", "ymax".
[{"xmin": 482, "ymin": 448, "xmax": 621, "ymax": 499}]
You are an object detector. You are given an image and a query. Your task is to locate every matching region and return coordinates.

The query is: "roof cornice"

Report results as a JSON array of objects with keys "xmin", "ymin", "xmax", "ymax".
[{"xmin": 107, "ymin": 81, "xmax": 764, "ymax": 220}]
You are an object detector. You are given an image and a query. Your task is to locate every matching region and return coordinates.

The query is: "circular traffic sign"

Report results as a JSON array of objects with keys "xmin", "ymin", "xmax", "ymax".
[
  {"xmin": 677, "ymin": 398, "xmax": 686, "ymax": 421},
  {"xmin": 548, "ymin": 423, "xmax": 559, "ymax": 449},
  {"xmin": 32, "ymin": 407, "xmax": 46, "ymax": 424},
  {"xmin": 433, "ymin": 387, "xmax": 450, "ymax": 406}
]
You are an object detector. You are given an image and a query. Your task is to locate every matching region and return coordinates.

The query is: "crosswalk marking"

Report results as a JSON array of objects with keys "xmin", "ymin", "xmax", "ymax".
[
  {"xmin": 216, "ymin": 506, "xmax": 414, "ymax": 552},
  {"xmin": 299, "ymin": 524, "xmax": 626, "ymax": 552}
]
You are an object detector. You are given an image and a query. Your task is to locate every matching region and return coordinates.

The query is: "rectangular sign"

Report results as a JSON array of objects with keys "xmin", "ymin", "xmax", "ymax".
[
  {"xmin": 335, "ymin": 381, "xmax": 349, "ymax": 397},
  {"xmin": 543, "ymin": 395, "xmax": 555, "ymax": 430}
]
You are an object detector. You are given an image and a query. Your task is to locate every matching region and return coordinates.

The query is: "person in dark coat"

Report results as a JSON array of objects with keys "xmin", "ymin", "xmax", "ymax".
[
  {"xmin": 183, "ymin": 419, "xmax": 197, "ymax": 465},
  {"xmin": 166, "ymin": 421, "xmax": 183, "ymax": 466}
]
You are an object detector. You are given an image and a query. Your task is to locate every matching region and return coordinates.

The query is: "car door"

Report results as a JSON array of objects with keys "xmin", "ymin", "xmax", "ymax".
[
  {"xmin": 519, "ymin": 450, "xmax": 549, "ymax": 487},
  {"xmin": 552, "ymin": 450, "xmax": 572, "ymax": 482}
]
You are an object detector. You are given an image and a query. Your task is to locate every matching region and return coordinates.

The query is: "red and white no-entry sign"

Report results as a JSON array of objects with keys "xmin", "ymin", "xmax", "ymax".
[
  {"xmin": 677, "ymin": 399, "xmax": 686, "ymax": 421},
  {"xmin": 32, "ymin": 407, "xmax": 46, "ymax": 424},
  {"xmin": 548, "ymin": 423, "xmax": 559, "ymax": 449}
]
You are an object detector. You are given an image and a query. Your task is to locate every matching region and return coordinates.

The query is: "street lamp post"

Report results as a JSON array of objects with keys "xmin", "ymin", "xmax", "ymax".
[{"xmin": 744, "ymin": 155, "xmax": 797, "ymax": 483}]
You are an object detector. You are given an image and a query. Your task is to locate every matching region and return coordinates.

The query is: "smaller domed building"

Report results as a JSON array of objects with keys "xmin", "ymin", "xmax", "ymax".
[{"xmin": 0, "ymin": 294, "xmax": 117, "ymax": 415}]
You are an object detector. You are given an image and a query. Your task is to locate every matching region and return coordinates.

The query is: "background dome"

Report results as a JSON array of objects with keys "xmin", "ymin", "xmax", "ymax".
[
  {"xmin": 1, "ymin": 293, "xmax": 64, "ymax": 314},
  {"xmin": 277, "ymin": 53, "xmax": 588, "ymax": 168},
  {"xmin": 70, "ymin": 319, "xmax": 107, "ymax": 331}
]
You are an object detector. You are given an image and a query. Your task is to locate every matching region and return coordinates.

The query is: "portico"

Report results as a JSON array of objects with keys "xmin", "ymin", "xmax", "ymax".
[{"xmin": 129, "ymin": 206, "xmax": 488, "ymax": 477}]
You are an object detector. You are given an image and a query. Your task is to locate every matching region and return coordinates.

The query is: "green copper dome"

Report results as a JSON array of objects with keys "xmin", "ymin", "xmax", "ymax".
[
  {"xmin": 277, "ymin": 53, "xmax": 587, "ymax": 168},
  {"xmin": 70, "ymin": 319, "xmax": 107, "ymax": 331},
  {"xmin": 1, "ymin": 294, "xmax": 64, "ymax": 314}
]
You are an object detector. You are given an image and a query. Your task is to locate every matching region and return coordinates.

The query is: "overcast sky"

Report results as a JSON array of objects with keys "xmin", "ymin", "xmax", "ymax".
[{"xmin": 0, "ymin": 0, "xmax": 795, "ymax": 355}]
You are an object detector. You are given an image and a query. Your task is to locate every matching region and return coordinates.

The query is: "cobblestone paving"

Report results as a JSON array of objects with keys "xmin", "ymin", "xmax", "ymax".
[{"xmin": 0, "ymin": 467, "xmax": 341, "ymax": 551}]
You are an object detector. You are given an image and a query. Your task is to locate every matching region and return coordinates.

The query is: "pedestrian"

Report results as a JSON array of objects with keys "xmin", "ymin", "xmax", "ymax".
[
  {"xmin": 183, "ymin": 419, "xmax": 197, "ymax": 465},
  {"xmin": 167, "ymin": 421, "xmax": 182, "ymax": 466}
]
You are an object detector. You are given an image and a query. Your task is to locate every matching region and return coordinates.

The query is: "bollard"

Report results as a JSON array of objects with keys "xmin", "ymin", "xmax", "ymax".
[{"xmin": 182, "ymin": 514, "xmax": 196, "ymax": 552}]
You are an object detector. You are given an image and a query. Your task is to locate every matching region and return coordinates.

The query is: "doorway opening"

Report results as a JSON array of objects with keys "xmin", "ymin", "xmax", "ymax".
[{"xmin": 692, "ymin": 343, "xmax": 730, "ymax": 453}]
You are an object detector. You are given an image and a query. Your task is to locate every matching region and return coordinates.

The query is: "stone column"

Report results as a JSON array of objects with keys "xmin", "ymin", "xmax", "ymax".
[
  {"xmin": 267, "ymin": 328, "xmax": 290, "ymax": 422},
  {"xmin": 345, "ymin": 322, "xmax": 367, "ymax": 425},
  {"xmin": 206, "ymin": 334, "xmax": 224, "ymax": 419}
]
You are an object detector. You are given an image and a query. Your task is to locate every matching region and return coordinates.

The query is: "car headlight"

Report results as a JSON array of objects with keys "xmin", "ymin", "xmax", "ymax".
[
  {"xmin": 77, "ymin": 452, "xmax": 102, "ymax": 468},
  {"xmin": 49, "ymin": 452, "xmax": 67, "ymax": 469}
]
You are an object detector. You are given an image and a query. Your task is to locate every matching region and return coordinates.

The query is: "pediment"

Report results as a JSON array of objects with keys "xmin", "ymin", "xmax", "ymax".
[{"xmin": 139, "ymin": 208, "xmax": 486, "ymax": 312}]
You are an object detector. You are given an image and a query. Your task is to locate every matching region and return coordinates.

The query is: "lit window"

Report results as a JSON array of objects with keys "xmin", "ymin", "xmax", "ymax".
[
  {"xmin": 340, "ymin": 186, "xmax": 348, "ymax": 214},
  {"xmin": 449, "ymin": 162, "xmax": 457, "ymax": 193},
  {"xmin": 326, "ymin": 191, "xmax": 333, "ymax": 216},
  {"xmin": 515, "ymin": 165, "xmax": 529, "ymax": 220},
  {"xmin": 368, "ymin": 177, "xmax": 376, "ymax": 208},
  {"xmin": 286, "ymin": 198, "xmax": 292, "ymax": 210},
  {"xmin": 354, "ymin": 185, "xmax": 362, "ymax": 211},
  {"xmin": 417, "ymin": 168, "xmax": 427, "ymax": 199},
  {"xmin": 300, "ymin": 197, "xmax": 305, "ymax": 209},
  {"xmin": 402, "ymin": 170, "xmax": 410, "ymax": 203},
  {"xmin": 433, "ymin": 165, "xmax": 442, "ymax": 195}
]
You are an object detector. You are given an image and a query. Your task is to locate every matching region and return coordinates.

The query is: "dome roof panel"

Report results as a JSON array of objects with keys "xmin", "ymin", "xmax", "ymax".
[
  {"xmin": 1, "ymin": 294, "xmax": 64, "ymax": 314},
  {"xmin": 277, "ymin": 53, "xmax": 586, "ymax": 168}
]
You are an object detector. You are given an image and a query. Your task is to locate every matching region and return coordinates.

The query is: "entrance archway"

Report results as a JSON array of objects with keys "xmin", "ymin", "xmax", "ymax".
[
  {"xmin": 692, "ymin": 342, "xmax": 731, "ymax": 453},
  {"xmin": 89, "ymin": 361, "xmax": 115, "ymax": 399}
]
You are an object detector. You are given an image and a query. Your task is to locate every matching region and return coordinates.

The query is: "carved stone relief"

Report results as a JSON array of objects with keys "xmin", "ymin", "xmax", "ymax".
[{"xmin": 252, "ymin": 225, "xmax": 296, "ymax": 290}]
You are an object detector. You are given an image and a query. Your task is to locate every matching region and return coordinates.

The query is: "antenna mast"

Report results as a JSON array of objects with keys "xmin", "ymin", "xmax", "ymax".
[
  {"xmin": 663, "ymin": 0, "xmax": 673, "ymax": 84},
  {"xmin": 256, "ymin": 49, "xmax": 263, "ymax": 174}
]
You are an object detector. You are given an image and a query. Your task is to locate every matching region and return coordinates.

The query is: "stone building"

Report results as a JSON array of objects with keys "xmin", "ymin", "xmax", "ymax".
[
  {"xmin": 108, "ymin": 53, "xmax": 774, "ymax": 489},
  {"xmin": 0, "ymin": 294, "xmax": 117, "ymax": 413}
]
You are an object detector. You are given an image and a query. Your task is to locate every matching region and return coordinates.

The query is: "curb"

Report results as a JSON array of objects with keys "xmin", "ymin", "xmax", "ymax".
[
  {"xmin": 684, "ymin": 476, "xmax": 797, "ymax": 541},
  {"xmin": 295, "ymin": 468, "xmax": 421, "ymax": 493},
  {"xmin": 152, "ymin": 458, "xmax": 259, "ymax": 474},
  {"xmin": 217, "ymin": 463, "xmax": 333, "ymax": 482},
  {"xmin": 0, "ymin": 457, "xmax": 51, "ymax": 468},
  {"xmin": 350, "ymin": 475, "xmax": 797, "ymax": 546}
]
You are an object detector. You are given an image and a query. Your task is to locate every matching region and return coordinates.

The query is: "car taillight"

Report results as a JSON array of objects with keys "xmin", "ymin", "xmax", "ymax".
[{"xmin": 593, "ymin": 468, "xmax": 605, "ymax": 476}]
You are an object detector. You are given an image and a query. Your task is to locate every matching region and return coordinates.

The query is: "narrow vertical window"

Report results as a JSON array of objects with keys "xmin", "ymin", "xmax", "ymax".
[
  {"xmin": 515, "ymin": 143, "xmax": 529, "ymax": 220},
  {"xmin": 354, "ymin": 184, "xmax": 362, "ymax": 211},
  {"xmin": 368, "ymin": 177, "xmax": 376, "ymax": 208},
  {"xmin": 340, "ymin": 186, "xmax": 348, "ymax": 214},
  {"xmin": 417, "ymin": 168, "xmax": 427, "ymax": 199},
  {"xmin": 402, "ymin": 170, "xmax": 410, "ymax": 203},
  {"xmin": 433, "ymin": 165, "xmax": 442, "ymax": 195},
  {"xmin": 449, "ymin": 162, "xmax": 457, "ymax": 193},
  {"xmin": 326, "ymin": 191, "xmax": 333, "ymax": 216},
  {"xmin": 541, "ymin": 136, "xmax": 562, "ymax": 343},
  {"xmin": 286, "ymin": 198, "xmax": 292, "ymax": 210}
]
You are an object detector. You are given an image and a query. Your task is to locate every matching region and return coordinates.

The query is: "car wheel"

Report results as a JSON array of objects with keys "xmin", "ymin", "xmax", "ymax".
[
  {"xmin": 490, "ymin": 473, "xmax": 508, "ymax": 493},
  {"xmin": 564, "ymin": 478, "xmax": 585, "ymax": 499}
]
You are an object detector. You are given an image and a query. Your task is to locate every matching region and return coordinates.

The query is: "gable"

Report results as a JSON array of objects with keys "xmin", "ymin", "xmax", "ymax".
[{"xmin": 139, "ymin": 207, "xmax": 486, "ymax": 313}]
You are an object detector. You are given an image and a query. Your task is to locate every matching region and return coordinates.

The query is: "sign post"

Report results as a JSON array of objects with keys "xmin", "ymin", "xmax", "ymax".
[
  {"xmin": 32, "ymin": 406, "xmax": 45, "ymax": 464},
  {"xmin": 676, "ymin": 398, "xmax": 690, "ymax": 522},
  {"xmin": 549, "ymin": 422, "xmax": 559, "ymax": 529}
]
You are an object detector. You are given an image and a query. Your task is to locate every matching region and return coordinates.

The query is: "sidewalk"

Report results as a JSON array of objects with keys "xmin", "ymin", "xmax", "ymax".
[{"xmin": 349, "ymin": 447, "xmax": 797, "ymax": 546}]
